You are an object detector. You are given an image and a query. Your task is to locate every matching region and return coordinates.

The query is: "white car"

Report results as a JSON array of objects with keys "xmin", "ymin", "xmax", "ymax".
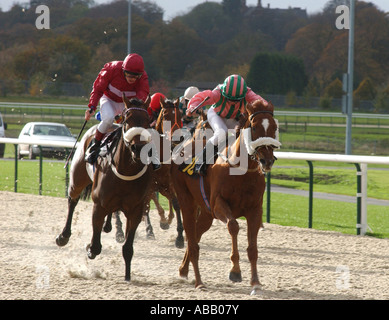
[{"xmin": 18, "ymin": 122, "xmax": 76, "ymax": 159}]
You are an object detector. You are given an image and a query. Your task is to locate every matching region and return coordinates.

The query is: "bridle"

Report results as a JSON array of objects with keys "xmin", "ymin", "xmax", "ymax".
[
  {"xmin": 243, "ymin": 109, "xmax": 281, "ymax": 165},
  {"xmin": 159, "ymin": 104, "xmax": 182, "ymax": 138},
  {"xmin": 108, "ymin": 106, "xmax": 151, "ymax": 181}
]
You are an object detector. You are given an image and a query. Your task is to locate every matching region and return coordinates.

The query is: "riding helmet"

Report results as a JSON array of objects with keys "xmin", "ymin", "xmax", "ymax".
[
  {"xmin": 122, "ymin": 53, "xmax": 144, "ymax": 75},
  {"xmin": 150, "ymin": 93, "xmax": 166, "ymax": 112},
  {"xmin": 221, "ymin": 75, "xmax": 247, "ymax": 101}
]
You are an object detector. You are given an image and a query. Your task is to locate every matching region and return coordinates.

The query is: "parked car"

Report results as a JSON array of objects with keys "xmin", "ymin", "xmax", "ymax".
[
  {"xmin": 18, "ymin": 122, "xmax": 76, "ymax": 159},
  {"xmin": 0, "ymin": 112, "xmax": 7, "ymax": 158}
]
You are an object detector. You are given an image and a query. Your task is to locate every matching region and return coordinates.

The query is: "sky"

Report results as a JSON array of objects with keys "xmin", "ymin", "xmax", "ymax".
[{"xmin": 1, "ymin": 0, "xmax": 389, "ymax": 19}]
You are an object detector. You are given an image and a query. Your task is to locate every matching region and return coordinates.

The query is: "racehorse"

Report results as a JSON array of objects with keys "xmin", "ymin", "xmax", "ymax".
[
  {"xmin": 101, "ymin": 97, "xmax": 185, "ymax": 248},
  {"xmin": 171, "ymin": 99, "xmax": 280, "ymax": 295},
  {"xmin": 56, "ymin": 95, "xmax": 153, "ymax": 281},
  {"xmin": 142, "ymin": 97, "xmax": 184, "ymax": 248}
]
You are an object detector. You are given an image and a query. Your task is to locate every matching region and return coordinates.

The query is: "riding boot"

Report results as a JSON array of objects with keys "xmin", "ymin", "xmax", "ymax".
[
  {"xmin": 148, "ymin": 148, "xmax": 161, "ymax": 171},
  {"xmin": 85, "ymin": 130, "xmax": 105, "ymax": 164},
  {"xmin": 193, "ymin": 141, "xmax": 218, "ymax": 176}
]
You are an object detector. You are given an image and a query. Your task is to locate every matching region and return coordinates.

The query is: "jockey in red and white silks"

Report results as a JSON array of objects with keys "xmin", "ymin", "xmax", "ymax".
[
  {"xmin": 186, "ymin": 74, "xmax": 268, "ymax": 175},
  {"xmin": 84, "ymin": 53, "xmax": 150, "ymax": 164}
]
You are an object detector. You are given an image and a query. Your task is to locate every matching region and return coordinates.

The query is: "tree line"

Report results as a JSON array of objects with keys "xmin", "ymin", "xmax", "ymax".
[{"xmin": 0, "ymin": 0, "xmax": 388, "ymax": 112}]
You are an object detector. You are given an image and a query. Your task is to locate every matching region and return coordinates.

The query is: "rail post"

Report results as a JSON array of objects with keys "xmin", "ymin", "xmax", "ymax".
[
  {"xmin": 13, "ymin": 144, "xmax": 18, "ymax": 192},
  {"xmin": 39, "ymin": 146, "xmax": 43, "ymax": 195},
  {"xmin": 266, "ymin": 172, "xmax": 271, "ymax": 223},
  {"xmin": 307, "ymin": 161, "xmax": 314, "ymax": 228}
]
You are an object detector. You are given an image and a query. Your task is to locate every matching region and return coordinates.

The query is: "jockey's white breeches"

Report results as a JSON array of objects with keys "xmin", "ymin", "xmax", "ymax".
[
  {"xmin": 207, "ymin": 107, "xmax": 238, "ymax": 146},
  {"xmin": 97, "ymin": 94, "xmax": 125, "ymax": 134}
]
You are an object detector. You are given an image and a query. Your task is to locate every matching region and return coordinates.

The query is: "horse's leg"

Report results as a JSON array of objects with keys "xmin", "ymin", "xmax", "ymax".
[
  {"xmin": 56, "ymin": 196, "xmax": 79, "ymax": 246},
  {"xmin": 122, "ymin": 204, "xmax": 143, "ymax": 281},
  {"xmin": 103, "ymin": 213, "xmax": 113, "ymax": 233},
  {"xmin": 172, "ymin": 196, "xmax": 184, "ymax": 249},
  {"xmin": 86, "ymin": 203, "xmax": 107, "ymax": 259},
  {"xmin": 143, "ymin": 197, "xmax": 155, "ymax": 239},
  {"xmin": 228, "ymin": 219, "xmax": 242, "ymax": 283},
  {"xmin": 145, "ymin": 210, "xmax": 155, "ymax": 240},
  {"xmin": 213, "ymin": 197, "xmax": 241, "ymax": 281},
  {"xmin": 152, "ymin": 192, "xmax": 169, "ymax": 230},
  {"xmin": 167, "ymin": 201, "xmax": 174, "ymax": 225},
  {"xmin": 114, "ymin": 211, "xmax": 125, "ymax": 243},
  {"xmin": 246, "ymin": 209, "xmax": 262, "ymax": 295},
  {"xmin": 179, "ymin": 208, "xmax": 213, "ymax": 278}
]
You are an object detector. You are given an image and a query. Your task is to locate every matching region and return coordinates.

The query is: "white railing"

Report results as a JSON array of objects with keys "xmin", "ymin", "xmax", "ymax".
[{"xmin": 273, "ymin": 152, "xmax": 389, "ymax": 235}]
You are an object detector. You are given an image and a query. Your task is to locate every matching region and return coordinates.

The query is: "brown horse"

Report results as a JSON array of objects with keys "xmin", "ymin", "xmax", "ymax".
[
  {"xmin": 171, "ymin": 99, "xmax": 280, "ymax": 294},
  {"xmin": 101, "ymin": 97, "xmax": 185, "ymax": 248},
  {"xmin": 143, "ymin": 97, "xmax": 185, "ymax": 248},
  {"xmin": 56, "ymin": 95, "xmax": 153, "ymax": 281}
]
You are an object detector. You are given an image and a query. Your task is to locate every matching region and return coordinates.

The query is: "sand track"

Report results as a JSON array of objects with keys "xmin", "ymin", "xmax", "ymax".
[{"xmin": 0, "ymin": 191, "xmax": 388, "ymax": 300}]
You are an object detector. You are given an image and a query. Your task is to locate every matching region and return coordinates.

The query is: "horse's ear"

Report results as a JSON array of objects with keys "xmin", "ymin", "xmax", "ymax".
[
  {"xmin": 144, "ymin": 95, "xmax": 151, "ymax": 108},
  {"xmin": 174, "ymin": 97, "xmax": 180, "ymax": 106},
  {"xmin": 122, "ymin": 93, "xmax": 130, "ymax": 108},
  {"xmin": 159, "ymin": 95, "xmax": 166, "ymax": 109},
  {"xmin": 267, "ymin": 101, "xmax": 274, "ymax": 113},
  {"xmin": 246, "ymin": 101, "xmax": 254, "ymax": 115}
]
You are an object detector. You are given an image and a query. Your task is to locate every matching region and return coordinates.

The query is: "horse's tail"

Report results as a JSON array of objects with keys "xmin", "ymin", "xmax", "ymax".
[{"xmin": 81, "ymin": 183, "xmax": 92, "ymax": 200}]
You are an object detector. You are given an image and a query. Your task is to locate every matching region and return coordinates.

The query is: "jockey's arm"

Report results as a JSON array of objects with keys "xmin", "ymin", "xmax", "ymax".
[{"xmin": 186, "ymin": 90, "xmax": 213, "ymax": 117}]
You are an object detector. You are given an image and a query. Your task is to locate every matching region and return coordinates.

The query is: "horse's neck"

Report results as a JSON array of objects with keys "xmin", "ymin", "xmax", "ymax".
[{"xmin": 223, "ymin": 134, "xmax": 258, "ymax": 171}]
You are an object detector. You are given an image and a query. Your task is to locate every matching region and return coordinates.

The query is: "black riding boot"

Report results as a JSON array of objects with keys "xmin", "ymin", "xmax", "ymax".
[
  {"xmin": 193, "ymin": 141, "xmax": 218, "ymax": 176},
  {"xmin": 149, "ymin": 148, "xmax": 161, "ymax": 171},
  {"xmin": 85, "ymin": 138, "xmax": 101, "ymax": 164}
]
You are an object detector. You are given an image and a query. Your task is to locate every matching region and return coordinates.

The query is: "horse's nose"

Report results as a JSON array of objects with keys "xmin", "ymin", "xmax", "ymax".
[{"xmin": 260, "ymin": 158, "xmax": 274, "ymax": 170}]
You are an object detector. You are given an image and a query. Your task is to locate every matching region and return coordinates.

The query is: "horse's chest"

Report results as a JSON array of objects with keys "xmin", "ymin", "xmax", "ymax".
[{"xmin": 218, "ymin": 177, "xmax": 264, "ymax": 209}]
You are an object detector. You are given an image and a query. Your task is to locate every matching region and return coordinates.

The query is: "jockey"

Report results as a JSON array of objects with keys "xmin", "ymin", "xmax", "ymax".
[
  {"xmin": 178, "ymin": 86, "xmax": 200, "ymax": 131},
  {"xmin": 186, "ymin": 74, "xmax": 267, "ymax": 176},
  {"xmin": 84, "ymin": 53, "xmax": 160, "ymax": 170},
  {"xmin": 147, "ymin": 92, "xmax": 166, "ymax": 128}
]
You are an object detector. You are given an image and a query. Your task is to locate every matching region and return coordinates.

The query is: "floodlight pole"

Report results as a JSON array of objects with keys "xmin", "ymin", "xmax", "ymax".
[
  {"xmin": 345, "ymin": 0, "xmax": 355, "ymax": 155},
  {"xmin": 127, "ymin": 0, "xmax": 131, "ymax": 54}
]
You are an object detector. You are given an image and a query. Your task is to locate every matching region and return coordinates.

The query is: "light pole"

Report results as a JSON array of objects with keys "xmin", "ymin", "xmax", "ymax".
[
  {"xmin": 127, "ymin": 0, "xmax": 131, "ymax": 54},
  {"xmin": 345, "ymin": 0, "xmax": 355, "ymax": 155}
]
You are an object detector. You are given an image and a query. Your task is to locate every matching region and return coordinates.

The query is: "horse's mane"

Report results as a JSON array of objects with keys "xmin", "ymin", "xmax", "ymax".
[{"xmin": 128, "ymin": 98, "xmax": 145, "ymax": 107}]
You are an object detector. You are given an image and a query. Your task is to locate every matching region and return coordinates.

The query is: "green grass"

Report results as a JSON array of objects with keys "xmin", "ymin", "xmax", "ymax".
[
  {"xmin": 0, "ymin": 158, "xmax": 388, "ymax": 239},
  {"xmin": 264, "ymin": 193, "xmax": 389, "ymax": 239},
  {"xmin": 271, "ymin": 160, "xmax": 389, "ymax": 200}
]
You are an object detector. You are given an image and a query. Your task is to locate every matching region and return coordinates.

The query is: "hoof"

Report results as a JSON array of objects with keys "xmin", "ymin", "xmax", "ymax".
[
  {"xmin": 146, "ymin": 231, "xmax": 155, "ymax": 240},
  {"xmin": 175, "ymin": 236, "xmax": 185, "ymax": 249},
  {"xmin": 116, "ymin": 231, "xmax": 125, "ymax": 243},
  {"xmin": 160, "ymin": 222, "xmax": 170, "ymax": 230},
  {"xmin": 56, "ymin": 234, "xmax": 69, "ymax": 247},
  {"xmin": 229, "ymin": 271, "xmax": 242, "ymax": 283},
  {"xmin": 195, "ymin": 284, "xmax": 206, "ymax": 290},
  {"xmin": 103, "ymin": 223, "xmax": 112, "ymax": 233},
  {"xmin": 86, "ymin": 244, "xmax": 97, "ymax": 259},
  {"xmin": 250, "ymin": 285, "xmax": 262, "ymax": 296}
]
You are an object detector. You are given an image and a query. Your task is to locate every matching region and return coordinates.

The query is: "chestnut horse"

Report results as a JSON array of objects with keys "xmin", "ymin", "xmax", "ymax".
[
  {"xmin": 171, "ymin": 99, "xmax": 280, "ymax": 295},
  {"xmin": 56, "ymin": 95, "xmax": 153, "ymax": 281},
  {"xmin": 142, "ymin": 97, "xmax": 184, "ymax": 248}
]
